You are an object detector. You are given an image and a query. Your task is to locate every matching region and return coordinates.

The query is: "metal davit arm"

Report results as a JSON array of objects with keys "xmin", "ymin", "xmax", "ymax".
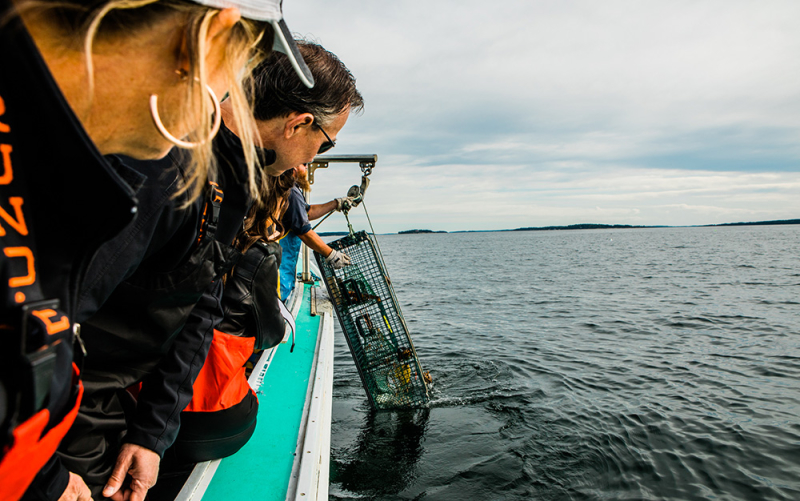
[
  {"xmin": 306, "ymin": 154, "xmax": 377, "ymax": 184},
  {"xmin": 302, "ymin": 154, "xmax": 378, "ymax": 283}
]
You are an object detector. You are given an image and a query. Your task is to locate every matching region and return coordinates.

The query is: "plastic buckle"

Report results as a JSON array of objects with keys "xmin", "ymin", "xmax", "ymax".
[
  {"xmin": 200, "ymin": 183, "xmax": 224, "ymax": 240},
  {"xmin": 19, "ymin": 300, "xmax": 72, "ymax": 419},
  {"xmin": 209, "ymin": 183, "xmax": 223, "ymax": 224}
]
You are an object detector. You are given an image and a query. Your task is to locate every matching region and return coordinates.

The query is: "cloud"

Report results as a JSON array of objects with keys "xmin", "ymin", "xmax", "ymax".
[{"xmin": 285, "ymin": 1, "xmax": 800, "ymax": 232}]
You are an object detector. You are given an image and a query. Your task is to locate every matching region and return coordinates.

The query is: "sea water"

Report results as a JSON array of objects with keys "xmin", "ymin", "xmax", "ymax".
[{"xmin": 327, "ymin": 225, "xmax": 800, "ymax": 501}]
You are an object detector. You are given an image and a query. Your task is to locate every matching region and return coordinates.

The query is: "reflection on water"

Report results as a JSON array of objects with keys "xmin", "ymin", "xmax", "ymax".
[
  {"xmin": 332, "ymin": 409, "xmax": 429, "ymax": 496},
  {"xmin": 329, "ymin": 226, "xmax": 800, "ymax": 500}
]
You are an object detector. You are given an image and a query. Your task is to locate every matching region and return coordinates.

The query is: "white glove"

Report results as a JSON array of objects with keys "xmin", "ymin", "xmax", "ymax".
[
  {"xmin": 326, "ymin": 249, "xmax": 351, "ymax": 269},
  {"xmin": 335, "ymin": 196, "xmax": 355, "ymax": 211}
]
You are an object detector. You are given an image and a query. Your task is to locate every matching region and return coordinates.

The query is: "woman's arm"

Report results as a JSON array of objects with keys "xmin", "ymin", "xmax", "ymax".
[{"xmin": 124, "ymin": 280, "xmax": 223, "ymax": 454}]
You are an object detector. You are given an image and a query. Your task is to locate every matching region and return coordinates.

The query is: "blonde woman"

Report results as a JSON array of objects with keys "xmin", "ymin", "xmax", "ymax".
[{"xmin": 0, "ymin": 0, "xmax": 311, "ymax": 500}]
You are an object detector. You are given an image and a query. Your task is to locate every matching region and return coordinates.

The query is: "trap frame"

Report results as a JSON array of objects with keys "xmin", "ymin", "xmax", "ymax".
[{"xmin": 315, "ymin": 231, "xmax": 430, "ymax": 409}]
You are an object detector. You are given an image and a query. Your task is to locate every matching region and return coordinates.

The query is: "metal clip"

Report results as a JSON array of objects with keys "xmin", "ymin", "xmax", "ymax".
[{"xmin": 74, "ymin": 323, "xmax": 87, "ymax": 357}]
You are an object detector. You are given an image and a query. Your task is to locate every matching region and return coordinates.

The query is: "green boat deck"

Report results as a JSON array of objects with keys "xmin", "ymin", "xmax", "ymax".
[{"xmin": 177, "ymin": 282, "xmax": 334, "ymax": 501}]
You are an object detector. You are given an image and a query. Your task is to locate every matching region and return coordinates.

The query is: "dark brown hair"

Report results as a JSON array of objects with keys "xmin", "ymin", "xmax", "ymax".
[
  {"xmin": 251, "ymin": 40, "xmax": 364, "ymax": 126},
  {"xmin": 233, "ymin": 41, "xmax": 364, "ymax": 254}
]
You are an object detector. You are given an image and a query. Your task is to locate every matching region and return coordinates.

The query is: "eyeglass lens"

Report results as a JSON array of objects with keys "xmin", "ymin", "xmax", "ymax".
[{"xmin": 316, "ymin": 124, "xmax": 336, "ymax": 154}]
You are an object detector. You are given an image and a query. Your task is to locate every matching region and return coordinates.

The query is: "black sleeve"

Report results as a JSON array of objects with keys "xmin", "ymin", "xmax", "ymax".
[
  {"xmin": 20, "ymin": 455, "xmax": 70, "ymax": 501},
  {"xmin": 76, "ymin": 156, "xmax": 195, "ymax": 323},
  {"xmin": 123, "ymin": 280, "xmax": 224, "ymax": 456}
]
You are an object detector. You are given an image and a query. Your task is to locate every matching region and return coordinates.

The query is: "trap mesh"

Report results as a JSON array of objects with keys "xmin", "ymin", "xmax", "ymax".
[{"xmin": 315, "ymin": 231, "xmax": 429, "ymax": 409}]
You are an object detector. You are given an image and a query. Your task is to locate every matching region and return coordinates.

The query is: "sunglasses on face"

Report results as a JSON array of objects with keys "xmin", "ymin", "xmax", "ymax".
[{"xmin": 315, "ymin": 123, "xmax": 336, "ymax": 154}]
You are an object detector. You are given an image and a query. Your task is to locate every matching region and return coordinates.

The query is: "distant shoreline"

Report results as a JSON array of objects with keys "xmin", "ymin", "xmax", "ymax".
[
  {"xmin": 393, "ymin": 219, "xmax": 800, "ymax": 235},
  {"xmin": 397, "ymin": 229, "xmax": 448, "ymax": 234}
]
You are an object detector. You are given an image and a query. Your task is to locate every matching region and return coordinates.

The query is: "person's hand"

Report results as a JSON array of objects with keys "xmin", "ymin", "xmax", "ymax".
[
  {"xmin": 334, "ymin": 196, "xmax": 355, "ymax": 212},
  {"xmin": 102, "ymin": 443, "xmax": 160, "ymax": 501},
  {"xmin": 326, "ymin": 249, "xmax": 351, "ymax": 269},
  {"xmin": 57, "ymin": 472, "xmax": 93, "ymax": 501}
]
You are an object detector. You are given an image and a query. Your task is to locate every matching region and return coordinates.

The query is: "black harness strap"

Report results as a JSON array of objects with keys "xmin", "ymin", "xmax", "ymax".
[{"xmin": 1, "ymin": 154, "xmax": 74, "ymax": 432}]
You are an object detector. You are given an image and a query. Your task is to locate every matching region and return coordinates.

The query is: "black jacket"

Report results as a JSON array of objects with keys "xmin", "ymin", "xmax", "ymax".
[
  {"xmin": 1, "ymin": 6, "xmax": 137, "ymax": 499},
  {"xmin": 76, "ymin": 124, "xmax": 254, "ymax": 323},
  {"xmin": 74, "ymin": 124, "xmax": 255, "ymax": 456}
]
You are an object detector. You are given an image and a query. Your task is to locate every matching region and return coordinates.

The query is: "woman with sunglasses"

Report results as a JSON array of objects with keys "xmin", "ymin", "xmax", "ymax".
[{"xmin": 0, "ymin": 0, "xmax": 310, "ymax": 499}]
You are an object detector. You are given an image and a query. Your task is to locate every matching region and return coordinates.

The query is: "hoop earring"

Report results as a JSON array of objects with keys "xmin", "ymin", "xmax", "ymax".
[{"xmin": 149, "ymin": 84, "xmax": 222, "ymax": 149}]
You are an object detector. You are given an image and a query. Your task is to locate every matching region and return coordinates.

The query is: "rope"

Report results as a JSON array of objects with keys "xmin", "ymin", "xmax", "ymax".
[
  {"xmin": 311, "ymin": 210, "xmax": 334, "ymax": 231},
  {"xmin": 361, "ymin": 200, "xmax": 390, "ymax": 274},
  {"xmin": 311, "ymin": 167, "xmax": 387, "ymax": 266}
]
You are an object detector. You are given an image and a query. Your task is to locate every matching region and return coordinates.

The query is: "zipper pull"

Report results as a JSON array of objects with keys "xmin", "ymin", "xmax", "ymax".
[{"xmin": 73, "ymin": 322, "xmax": 87, "ymax": 357}]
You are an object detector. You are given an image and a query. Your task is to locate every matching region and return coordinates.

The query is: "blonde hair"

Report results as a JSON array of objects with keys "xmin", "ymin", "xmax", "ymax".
[{"xmin": 12, "ymin": 0, "xmax": 271, "ymax": 203}]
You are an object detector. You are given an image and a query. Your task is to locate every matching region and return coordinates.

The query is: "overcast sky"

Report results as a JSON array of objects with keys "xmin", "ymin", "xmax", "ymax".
[{"xmin": 283, "ymin": 0, "xmax": 800, "ymax": 233}]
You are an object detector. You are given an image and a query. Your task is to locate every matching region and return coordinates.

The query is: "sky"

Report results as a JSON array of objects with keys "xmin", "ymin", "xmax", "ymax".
[{"xmin": 282, "ymin": 0, "xmax": 800, "ymax": 233}]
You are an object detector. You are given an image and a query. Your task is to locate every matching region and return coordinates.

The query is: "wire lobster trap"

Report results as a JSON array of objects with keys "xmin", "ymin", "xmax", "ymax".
[{"xmin": 315, "ymin": 231, "xmax": 430, "ymax": 409}]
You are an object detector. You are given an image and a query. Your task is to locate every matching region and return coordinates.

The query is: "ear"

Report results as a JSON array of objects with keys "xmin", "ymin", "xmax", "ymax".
[
  {"xmin": 207, "ymin": 8, "xmax": 242, "ymax": 47},
  {"xmin": 177, "ymin": 8, "xmax": 242, "ymax": 74},
  {"xmin": 283, "ymin": 112, "xmax": 315, "ymax": 139}
]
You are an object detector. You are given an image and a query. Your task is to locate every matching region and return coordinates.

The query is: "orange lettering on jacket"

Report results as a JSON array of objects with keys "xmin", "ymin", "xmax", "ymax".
[
  {"xmin": 0, "ymin": 96, "xmax": 40, "ymax": 305},
  {"xmin": 31, "ymin": 309, "xmax": 70, "ymax": 335},
  {"xmin": 0, "ymin": 196, "xmax": 27, "ymax": 236},
  {"xmin": 0, "ymin": 95, "xmax": 9, "ymax": 133},
  {"xmin": 4, "ymin": 247, "xmax": 35, "ymax": 287},
  {"xmin": 0, "ymin": 144, "xmax": 12, "ymax": 185}
]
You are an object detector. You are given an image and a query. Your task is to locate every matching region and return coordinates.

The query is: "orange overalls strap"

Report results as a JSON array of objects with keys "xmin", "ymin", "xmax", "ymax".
[
  {"xmin": 0, "ymin": 298, "xmax": 81, "ymax": 500},
  {"xmin": 0, "ymin": 364, "xmax": 82, "ymax": 500},
  {"xmin": 0, "ymin": 245, "xmax": 80, "ymax": 500}
]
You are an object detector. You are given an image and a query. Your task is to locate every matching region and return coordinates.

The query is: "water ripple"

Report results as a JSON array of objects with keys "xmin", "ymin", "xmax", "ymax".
[{"xmin": 330, "ymin": 226, "xmax": 800, "ymax": 500}]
